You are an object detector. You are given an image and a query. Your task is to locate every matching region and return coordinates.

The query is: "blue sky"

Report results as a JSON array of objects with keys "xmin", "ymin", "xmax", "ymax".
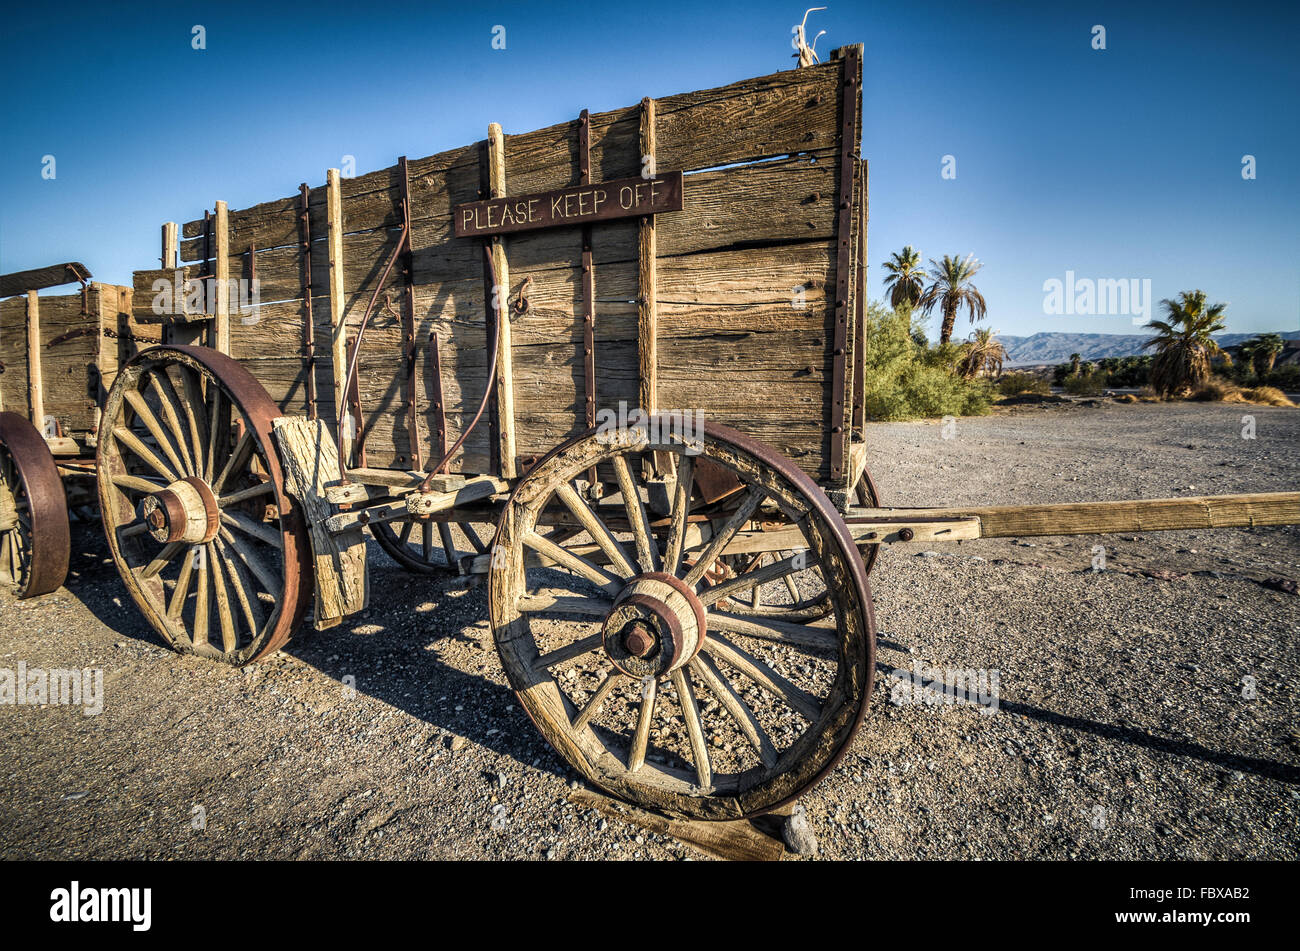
[{"xmin": 1, "ymin": 0, "xmax": 1296, "ymax": 338}]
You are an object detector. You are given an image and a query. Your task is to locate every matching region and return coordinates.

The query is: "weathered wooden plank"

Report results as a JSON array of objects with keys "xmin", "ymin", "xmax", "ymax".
[
  {"xmin": 327, "ymin": 168, "xmax": 349, "ymax": 463},
  {"xmin": 0, "ymin": 263, "xmax": 90, "ymax": 299},
  {"xmin": 26, "ymin": 292, "xmax": 44, "ymax": 429},
  {"xmin": 178, "ymin": 61, "xmax": 842, "ymax": 250},
  {"xmin": 271, "ymin": 416, "xmax": 367, "ymax": 628},
  {"xmin": 214, "ymin": 200, "xmax": 231, "ymax": 354}
]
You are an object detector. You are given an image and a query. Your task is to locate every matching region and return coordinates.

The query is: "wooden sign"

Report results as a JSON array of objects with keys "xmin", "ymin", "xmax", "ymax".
[{"xmin": 454, "ymin": 172, "xmax": 683, "ymax": 238}]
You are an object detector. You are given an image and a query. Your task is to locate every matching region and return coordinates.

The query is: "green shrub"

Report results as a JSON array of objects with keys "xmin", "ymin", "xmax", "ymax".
[
  {"xmin": 996, "ymin": 371, "xmax": 1051, "ymax": 396},
  {"xmin": 1263, "ymin": 363, "xmax": 1300, "ymax": 391},
  {"xmin": 860, "ymin": 302, "xmax": 993, "ymax": 421},
  {"xmin": 1062, "ymin": 368, "xmax": 1107, "ymax": 396}
]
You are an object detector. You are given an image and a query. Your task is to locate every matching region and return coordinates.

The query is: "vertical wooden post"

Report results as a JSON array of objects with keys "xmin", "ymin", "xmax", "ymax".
[
  {"xmin": 161, "ymin": 222, "xmax": 178, "ymax": 269},
  {"xmin": 326, "ymin": 168, "xmax": 349, "ymax": 463},
  {"xmin": 160, "ymin": 222, "xmax": 179, "ymax": 347},
  {"xmin": 213, "ymin": 200, "xmax": 230, "ymax": 354},
  {"xmin": 26, "ymin": 291, "xmax": 44, "ymax": 430},
  {"xmin": 637, "ymin": 97, "xmax": 658, "ymax": 418},
  {"xmin": 487, "ymin": 123, "xmax": 517, "ymax": 479}
]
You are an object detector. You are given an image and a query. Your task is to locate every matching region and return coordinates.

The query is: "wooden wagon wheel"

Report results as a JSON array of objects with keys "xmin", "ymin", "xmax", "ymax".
[
  {"xmin": 0, "ymin": 412, "xmax": 69, "ymax": 599},
  {"xmin": 96, "ymin": 346, "xmax": 311, "ymax": 666},
  {"xmin": 713, "ymin": 463, "xmax": 882, "ymax": 622},
  {"xmin": 372, "ymin": 515, "xmax": 494, "ymax": 576},
  {"xmin": 490, "ymin": 421, "xmax": 875, "ymax": 821}
]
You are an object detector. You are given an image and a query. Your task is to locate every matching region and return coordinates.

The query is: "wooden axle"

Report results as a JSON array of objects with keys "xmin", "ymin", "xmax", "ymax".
[{"xmin": 849, "ymin": 491, "xmax": 1300, "ymax": 540}]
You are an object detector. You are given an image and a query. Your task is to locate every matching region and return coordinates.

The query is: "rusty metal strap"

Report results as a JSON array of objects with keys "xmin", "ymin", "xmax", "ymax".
[{"xmin": 418, "ymin": 241, "xmax": 502, "ymax": 490}]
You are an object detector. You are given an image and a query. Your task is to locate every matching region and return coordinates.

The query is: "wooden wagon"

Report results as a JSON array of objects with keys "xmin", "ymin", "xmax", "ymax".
[
  {"xmin": 3, "ymin": 45, "xmax": 1296, "ymax": 822},
  {"xmin": 0, "ymin": 263, "xmax": 145, "ymax": 597}
]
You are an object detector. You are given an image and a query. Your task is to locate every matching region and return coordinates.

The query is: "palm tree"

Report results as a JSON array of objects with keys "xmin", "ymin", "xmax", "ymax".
[
  {"xmin": 882, "ymin": 246, "xmax": 926, "ymax": 309},
  {"xmin": 1240, "ymin": 333, "xmax": 1284, "ymax": 378},
  {"xmin": 957, "ymin": 327, "xmax": 1005, "ymax": 379},
  {"xmin": 1143, "ymin": 290, "xmax": 1229, "ymax": 397},
  {"xmin": 1068, "ymin": 353, "xmax": 1081, "ymax": 376},
  {"xmin": 919, "ymin": 254, "xmax": 987, "ymax": 344}
]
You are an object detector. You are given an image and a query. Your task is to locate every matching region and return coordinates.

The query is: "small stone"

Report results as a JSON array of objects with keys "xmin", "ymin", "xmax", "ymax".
[
  {"xmin": 449, "ymin": 735, "xmax": 467, "ymax": 751},
  {"xmin": 783, "ymin": 804, "xmax": 818, "ymax": 856}
]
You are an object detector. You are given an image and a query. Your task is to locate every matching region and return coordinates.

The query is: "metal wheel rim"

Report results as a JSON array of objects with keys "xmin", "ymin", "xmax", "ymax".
[
  {"xmin": 0, "ymin": 411, "xmax": 69, "ymax": 599},
  {"xmin": 372, "ymin": 517, "xmax": 493, "ymax": 576}
]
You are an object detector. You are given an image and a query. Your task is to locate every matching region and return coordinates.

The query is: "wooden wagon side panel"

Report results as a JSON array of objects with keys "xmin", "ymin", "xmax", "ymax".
[{"xmin": 170, "ymin": 52, "xmax": 862, "ymax": 483}]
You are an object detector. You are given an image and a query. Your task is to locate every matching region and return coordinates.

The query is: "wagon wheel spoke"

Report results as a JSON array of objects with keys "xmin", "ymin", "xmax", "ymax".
[
  {"xmin": 662, "ymin": 452, "xmax": 694, "ymax": 577},
  {"xmin": 112, "ymin": 426, "xmax": 178, "ymax": 483},
  {"xmin": 703, "ymin": 633, "xmax": 821, "ymax": 722},
  {"xmin": 698, "ymin": 552, "xmax": 818, "ymax": 607},
  {"xmin": 372, "ymin": 512, "xmax": 497, "ymax": 577},
  {"xmin": 125, "ymin": 389, "xmax": 190, "ymax": 480},
  {"xmin": 671, "ymin": 666, "xmax": 712, "ymax": 788},
  {"xmin": 570, "ymin": 671, "xmax": 620, "ymax": 731},
  {"xmin": 554, "ymin": 481, "xmax": 636, "ymax": 578},
  {"xmin": 144, "ymin": 369, "xmax": 198, "ymax": 477},
  {"xmin": 612, "ymin": 454, "xmax": 659, "ymax": 573},
  {"xmin": 681, "ymin": 487, "xmax": 765, "ymax": 588},
  {"xmin": 627, "ymin": 677, "xmax": 657, "ymax": 772},
  {"xmin": 489, "ymin": 426, "xmax": 874, "ymax": 819}
]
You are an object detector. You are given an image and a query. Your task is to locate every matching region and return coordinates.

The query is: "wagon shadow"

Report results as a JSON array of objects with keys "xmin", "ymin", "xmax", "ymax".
[
  {"xmin": 63, "ymin": 520, "xmax": 558, "ymax": 772},
  {"xmin": 281, "ymin": 542, "xmax": 565, "ymax": 773},
  {"xmin": 877, "ymin": 661, "xmax": 1300, "ymax": 785}
]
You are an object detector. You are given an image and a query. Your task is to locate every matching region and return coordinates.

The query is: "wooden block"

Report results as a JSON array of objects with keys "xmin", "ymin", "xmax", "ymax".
[
  {"xmin": 405, "ymin": 475, "xmax": 509, "ymax": 516},
  {"xmin": 567, "ymin": 788, "xmax": 786, "ymax": 861},
  {"xmin": 271, "ymin": 416, "xmax": 367, "ymax": 627}
]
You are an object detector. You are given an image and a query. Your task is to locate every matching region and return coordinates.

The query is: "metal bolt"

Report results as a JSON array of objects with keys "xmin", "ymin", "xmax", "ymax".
[
  {"xmin": 899, "ymin": 528, "xmax": 915, "ymax": 542},
  {"xmin": 147, "ymin": 509, "xmax": 166, "ymax": 530},
  {"xmin": 623, "ymin": 622, "xmax": 655, "ymax": 658}
]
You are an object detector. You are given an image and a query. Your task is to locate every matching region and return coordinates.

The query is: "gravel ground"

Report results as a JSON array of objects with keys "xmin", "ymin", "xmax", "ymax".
[{"xmin": 2, "ymin": 399, "xmax": 1297, "ymax": 860}]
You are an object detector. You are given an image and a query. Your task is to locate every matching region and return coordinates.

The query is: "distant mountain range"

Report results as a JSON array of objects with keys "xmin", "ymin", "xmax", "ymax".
[{"xmin": 996, "ymin": 330, "xmax": 1300, "ymax": 366}]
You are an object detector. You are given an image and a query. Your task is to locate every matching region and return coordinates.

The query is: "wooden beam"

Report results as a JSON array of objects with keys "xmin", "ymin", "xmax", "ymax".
[
  {"xmin": 850, "ymin": 492, "xmax": 1300, "ymax": 538},
  {"xmin": 26, "ymin": 291, "xmax": 44, "ymax": 429},
  {"xmin": 0, "ymin": 262, "xmax": 90, "ymax": 299},
  {"xmin": 326, "ymin": 168, "xmax": 349, "ymax": 464},
  {"xmin": 213, "ymin": 200, "xmax": 230, "ymax": 353},
  {"xmin": 487, "ymin": 123, "xmax": 517, "ymax": 479},
  {"xmin": 638, "ymin": 97, "xmax": 658, "ymax": 416}
]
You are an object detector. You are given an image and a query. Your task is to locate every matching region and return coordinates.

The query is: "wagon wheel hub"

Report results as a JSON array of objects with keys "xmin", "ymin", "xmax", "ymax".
[
  {"xmin": 137, "ymin": 477, "xmax": 220, "ymax": 545},
  {"xmin": 600, "ymin": 573, "xmax": 706, "ymax": 678}
]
